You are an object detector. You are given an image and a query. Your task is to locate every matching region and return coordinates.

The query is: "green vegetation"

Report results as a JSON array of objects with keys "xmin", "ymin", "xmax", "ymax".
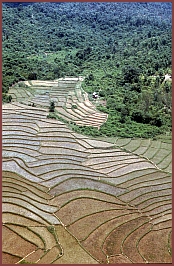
[
  {"xmin": 49, "ymin": 101, "xmax": 55, "ymax": 113},
  {"xmin": 2, "ymin": 2, "xmax": 172, "ymax": 138},
  {"xmin": 72, "ymin": 104, "xmax": 78, "ymax": 109},
  {"xmin": 47, "ymin": 111, "xmax": 67, "ymax": 124},
  {"xmin": 2, "ymin": 93, "xmax": 12, "ymax": 103},
  {"xmin": 19, "ymin": 260, "xmax": 34, "ymax": 264},
  {"xmin": 47, "ymin": 225, "xmax": 55, "ymax": 235}
]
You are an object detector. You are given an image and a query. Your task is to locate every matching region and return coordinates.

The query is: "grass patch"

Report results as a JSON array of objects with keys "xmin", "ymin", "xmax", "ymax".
[{"xmin": 19, "ymin": 259, "xmax": 35, "ymax": 264}]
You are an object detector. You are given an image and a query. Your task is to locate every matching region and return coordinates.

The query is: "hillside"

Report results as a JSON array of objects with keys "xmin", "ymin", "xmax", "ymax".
[
  {"xmin": 7, "ymin": 77, "xmax": 108, "ymax": 128},
  {"xmin": 2, "ymin": 77, "xmax": 172, "ymax": 264},
  {"xmin": 2, "ymin": 3, "xmax": 172, "ymax": 263},
  {"xmin": 2, "ymin": 2, "xmax": 172, "ymax": 138}
]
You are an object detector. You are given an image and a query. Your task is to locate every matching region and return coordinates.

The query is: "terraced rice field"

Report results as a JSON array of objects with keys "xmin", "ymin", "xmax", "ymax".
[
  {"xmin": 8, "ymin": 77, "xmax": 108, "ymax": 128},
  {"xmin": 99, "ymin": 137, "xmax": 172, "ymax": 174},
  {"xmin": 2, "ymin": 77, "xmax": 172, "ymax": 264}
]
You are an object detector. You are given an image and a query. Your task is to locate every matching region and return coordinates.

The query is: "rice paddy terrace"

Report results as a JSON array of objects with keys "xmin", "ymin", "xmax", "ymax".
[
  {"xmin": 2, "ymin": 77, "xmax": 172, "ymax": 264},
  {"xmin": 7, "ymin": 77, "xmax": 108, "ymax": 128}
]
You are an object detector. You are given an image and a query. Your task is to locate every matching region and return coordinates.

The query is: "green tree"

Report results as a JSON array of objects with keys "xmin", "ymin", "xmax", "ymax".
[
  {"xmin": 122, "ymin": 66, "xmax": 141, "ymax": 84},
  {"xmin": 49, "ymin": 101, "xmax": 55, "ymax": 112}
]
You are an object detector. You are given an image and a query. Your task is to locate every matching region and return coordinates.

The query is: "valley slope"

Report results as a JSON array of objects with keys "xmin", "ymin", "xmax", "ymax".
[{"xmin": 2, "ymin": 77, "xmax": 172, "ymax": 264}]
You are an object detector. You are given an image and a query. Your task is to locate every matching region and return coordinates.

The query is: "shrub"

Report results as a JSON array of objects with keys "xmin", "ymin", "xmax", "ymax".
[
  {"xmin": 49, "ymin": 101, "xmax": 55, "ymax": 112},
  {"xmin": 47, "ymin": 113, "xmax": 57, "ymax": 119},
  {"xmin": 2, "ymin": 94, "xmax": 12, "ymax": 103},
  {"xmin": 72, "ymin": 104, "xmax": 77, "ymax": 109}
]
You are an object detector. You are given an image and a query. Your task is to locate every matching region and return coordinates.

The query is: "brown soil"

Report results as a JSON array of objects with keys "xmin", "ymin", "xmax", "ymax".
[
  {"xmin": 67, "ymin": 209, "xmax": 134, "ymax": 241},
  {"xmin": 138, "ymin": 228, "xmax": 172, "ymax": 263},
  {"xmin": 121, "ymin": 221, "xmax": 152, "ymax": 263},
  {"xmin": 152, "ymin": 220, "xmax": 172, "ymax": 230},
  {"xmin": 50, "ymin": 190, "xmax": 125, "ymax": 207},
  {"xmin": 6, "ymin": 224, "xmax": 45, "ymax": 249},
  {"xmin": 2, "ymin": 252, "xmax": 22, "ymax": 264},
  {"xmin": 22, "ymin": 249, "xmax": 45, "ymax": 263},
  {"xmin": 55, "ymin": 198, "xmax": 126, "ymax": 225},
  {"xmin": 53, "ymin": 225, "xmax": 99, "ymax": 264},
  {"xmin": 102, "ymin": 216, "xmax": 149, "ymax": 256},
  {"xmin": 151, "ymin": 213, "xmax": 172, "ymax": 225},
  {"xmin": 30, "ymin": 226, "xmax": 57, "ymax": 250},
  {"xmin": 37, "ymin": 246, "xmax": 60, "ymax": 264},
  {"xmin": 108, "ymin": 254, "xmax": 133, "ymax": 263},
  {"xmin": 2, "ymin": 226, "xmax": 37, "ymax": 258},
  {"xmin": 81, "ymin": 212, "xmax": 140, "ymax": 263}
]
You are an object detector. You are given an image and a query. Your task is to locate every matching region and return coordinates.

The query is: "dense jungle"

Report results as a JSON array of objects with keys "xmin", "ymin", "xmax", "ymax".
[{"xmin": 2, "ymin": 2, "xmax": 172, "ymax": 138}]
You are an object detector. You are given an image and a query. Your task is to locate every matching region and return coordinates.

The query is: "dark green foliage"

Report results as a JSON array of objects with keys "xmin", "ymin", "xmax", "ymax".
[
  {"xmin": 47, "ymin": 112, "xmax": 67, "ymax": 124},
  {"xmin": 2, "ymin": 2, "xmax": 172, "ymax": 138},
  {"xmin": 88, "ymin": 73, "xmax": 95, "ymax": 81},
  {"xmin": 2, "ymin": 94, "xmax": 12, "ymax": 103},
  {"xmin": 76, "ymin": 47, "xmax": 92, "ymax": 61},
  {"xmin": 49, "ymin": 101, "xmax": 55, "ymax": 112},
  {"xmin": 28, "ymin": 72, "xmax": 37, "ymax": 80},
  {"xmin": 72, "ymin": 104, "xmax": 77, "ymax": 109},
  {"xmin": 72, "ymin": 125, "xmax": 101, "ymax": 137},
  {"xmin": 47, "ymin": 226, "xmax": 55, "ymax": 234},
  {"xmin": 122, "ymin": 66, "xmax": 141, "ymax": 84},
  {"xmin": 131, "ymin": 111, "xmax": 144, "ymax": 123},
  {"xmin": 47, "ymin": 113, "xmax": 57, "ymax": 119}
]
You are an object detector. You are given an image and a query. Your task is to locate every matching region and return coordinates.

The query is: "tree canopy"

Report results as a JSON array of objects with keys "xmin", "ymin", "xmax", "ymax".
[{"xmin": 2, "ymin": 2, "xmax": 172, "ymax": 138}]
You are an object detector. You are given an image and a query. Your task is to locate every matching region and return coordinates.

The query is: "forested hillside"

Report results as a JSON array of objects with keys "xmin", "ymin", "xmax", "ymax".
[
  {"xmin": 2, "ymin": 2, "xmax": 172, "ymax": 138},
  {"xmin": 2, "ymin": 4, "xmax": 172, "ymax": 263}
]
